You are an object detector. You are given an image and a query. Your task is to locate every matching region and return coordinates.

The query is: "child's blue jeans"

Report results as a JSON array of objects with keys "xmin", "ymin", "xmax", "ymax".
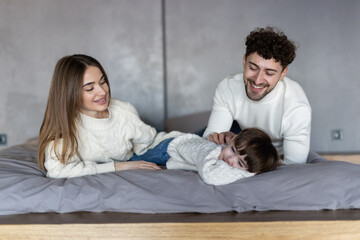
[
  {"xmin": 129, "ymin": 138, "xmax": 174, "ymax": 166},
  {"xmin": 129, "ymin": 122, "xmax": 240, "ymax": 166}
]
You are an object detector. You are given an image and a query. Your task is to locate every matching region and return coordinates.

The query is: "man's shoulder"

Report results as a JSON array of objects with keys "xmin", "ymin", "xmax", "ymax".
[
  {"xmin": 109, "ymin": 99, "xmax": 138, "ymax": 115},
  {"xmin": 220, "ymin": 73, "xmax": 243, "ymax": 83},
  {"xmin": 283, "ymin": 77, "xmax": 307, "ymax": 97},
  {"xmin": 283, "ymin": 76, "xmax": 304, "ymax": 90},
  {"xmin": 218, "ymin": 73, "xmax": 243, "ymax": 90},
  {"xmin": 282, "ymin": 77, "xmax": 311, "ymax": 110}
]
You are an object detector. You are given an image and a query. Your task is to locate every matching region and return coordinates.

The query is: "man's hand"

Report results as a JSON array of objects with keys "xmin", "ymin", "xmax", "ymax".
[
  {"xmin": 115, "ymin": 161, "xmax": 162, "ymax": 171},
  {"xmin": 208, "ymin": 131, "xmax": 235, "ymax": 145}
]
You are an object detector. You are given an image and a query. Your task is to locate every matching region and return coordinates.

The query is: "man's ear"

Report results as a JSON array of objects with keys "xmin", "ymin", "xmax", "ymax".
[
  {"xmin": 280, "ymin": 66, "xmax": 288, "ymax": 80},
  {"xmin": 242, "ymin": 54, "xmax": 246, "ymax": 67}
]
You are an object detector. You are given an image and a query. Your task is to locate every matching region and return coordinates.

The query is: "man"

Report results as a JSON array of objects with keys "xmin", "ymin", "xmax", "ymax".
[{"xmin": 203, "ymin": 27, "xmax": 311, "ymax": 164}]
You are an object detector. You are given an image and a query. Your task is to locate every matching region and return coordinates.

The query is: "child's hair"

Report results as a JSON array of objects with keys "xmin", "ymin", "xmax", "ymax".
[{"xmin": 233, "ymin": 128, "xmax": 279, "ymax": 173}]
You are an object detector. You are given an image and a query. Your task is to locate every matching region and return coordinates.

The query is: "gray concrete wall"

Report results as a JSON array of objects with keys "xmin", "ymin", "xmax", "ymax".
[
  {"xmin": 1, "ymin": 0, "xmax": 359, "ymax": 153},
  {"xmin": 0, "ymin": 0, "xmax": 164, "ymax": 149},
  {"xmin": 166, "ymin": 0, "xmax": 360, "ymax": 153}
]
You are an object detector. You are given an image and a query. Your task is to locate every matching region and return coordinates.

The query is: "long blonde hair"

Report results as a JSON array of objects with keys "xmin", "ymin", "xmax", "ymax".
[{"xmin": 38, "ymin": 54, "xmax": 111, "ymax": 170}]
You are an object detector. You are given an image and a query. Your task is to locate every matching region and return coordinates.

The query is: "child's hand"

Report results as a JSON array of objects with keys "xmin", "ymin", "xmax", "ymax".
[
  {"xmin": 277, "ymin": 160, "xmax": 285, "ymax": 166},
  {"xmin": 115, "ymin": 161, "xmax": 162, "ymax": 171}
]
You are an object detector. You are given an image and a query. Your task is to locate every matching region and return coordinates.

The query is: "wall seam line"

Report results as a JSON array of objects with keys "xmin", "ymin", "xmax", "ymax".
[{"xmin": 161, "ymin": 0, "xmax": 168, "ymax": 128}]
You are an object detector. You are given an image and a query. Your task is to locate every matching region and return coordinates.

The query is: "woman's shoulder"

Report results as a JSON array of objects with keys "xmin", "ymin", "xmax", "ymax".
[{"xmin": 109, "ymin": 98, "xmax": 139, "ymax": 116}]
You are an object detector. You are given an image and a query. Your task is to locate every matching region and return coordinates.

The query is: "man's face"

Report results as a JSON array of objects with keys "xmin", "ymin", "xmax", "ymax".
[{"xmin": 243, "ymin": 52, "xmax": 288, "ymax": 101}]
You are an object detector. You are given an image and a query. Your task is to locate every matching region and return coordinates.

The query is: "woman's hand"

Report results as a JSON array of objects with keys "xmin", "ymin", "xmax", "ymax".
[{"xmin": 114, "ymin": 161, "xmax": 162, "ymax": 171}]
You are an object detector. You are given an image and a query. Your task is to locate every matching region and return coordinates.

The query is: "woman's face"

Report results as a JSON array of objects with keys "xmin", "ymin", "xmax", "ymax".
[{"xmin": 80, "ymin": 66, "xmax": 110, "ymax": 118}]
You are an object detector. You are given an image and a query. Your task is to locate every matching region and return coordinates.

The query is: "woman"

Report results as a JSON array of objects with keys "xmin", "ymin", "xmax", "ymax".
[{"xmin": 38, "ymin": 54, "xmax": 180, "ymax": 178}]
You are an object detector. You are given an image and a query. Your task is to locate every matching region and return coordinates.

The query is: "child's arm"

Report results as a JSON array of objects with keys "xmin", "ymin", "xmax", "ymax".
[
  {"xmin": 195, "ymin": 146, "xmax": 255, "ymax": 186},
  {"xmin": 167, "ymin": 134, "xmax": 254, "ymax": 185}
]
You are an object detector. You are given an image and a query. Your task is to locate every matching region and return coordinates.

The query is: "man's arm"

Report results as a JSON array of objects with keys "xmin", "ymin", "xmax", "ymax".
[
  {"xmin": 203, "ymin": 80, "xmax": 235, "ymax": 144},
  {"xmin": 282, "ymin": 106, "xmax": 312, "ymax": 164},
  {"xmin": 208, "ymin": 131, "xmax": 235, "ymax": 145}
]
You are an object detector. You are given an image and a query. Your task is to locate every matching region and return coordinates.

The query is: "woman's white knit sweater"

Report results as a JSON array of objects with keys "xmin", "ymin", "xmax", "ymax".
[{"xmin": 45, "ymin": 99, "xmax": 180, "ymax": 178}]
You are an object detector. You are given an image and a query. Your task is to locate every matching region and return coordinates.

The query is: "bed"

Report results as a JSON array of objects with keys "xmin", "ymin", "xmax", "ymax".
[{"xmin": 1, "ymin": 136, "xmax": 360, "ymax": 240}]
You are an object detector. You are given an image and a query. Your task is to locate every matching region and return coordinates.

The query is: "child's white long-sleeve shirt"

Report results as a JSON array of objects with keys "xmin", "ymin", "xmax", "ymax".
[{"xmin": 166, "ymin": 134, "xmax": 254, "ymax": 186}]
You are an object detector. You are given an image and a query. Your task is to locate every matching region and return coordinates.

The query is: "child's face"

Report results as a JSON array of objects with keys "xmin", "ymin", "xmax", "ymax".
[{"xmin": 218, "ymin": 141, "xmax": 248, "ymax": 170}]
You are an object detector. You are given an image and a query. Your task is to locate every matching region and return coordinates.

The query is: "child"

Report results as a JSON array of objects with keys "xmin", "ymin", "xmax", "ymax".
[{"xmin": 165, "ymin": 128, "xmax": 279, "ymax": 185}]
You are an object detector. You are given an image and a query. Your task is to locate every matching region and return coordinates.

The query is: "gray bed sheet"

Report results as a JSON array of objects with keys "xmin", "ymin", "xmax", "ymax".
[{"xmin": 0, "ymin": 139, "xmax": 360, "ymax": 215}]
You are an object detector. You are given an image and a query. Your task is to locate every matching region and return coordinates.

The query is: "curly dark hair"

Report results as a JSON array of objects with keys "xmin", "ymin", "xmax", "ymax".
[{"xmin": 245, "ymin": 27, "xmax": 297, "ymax": 69}]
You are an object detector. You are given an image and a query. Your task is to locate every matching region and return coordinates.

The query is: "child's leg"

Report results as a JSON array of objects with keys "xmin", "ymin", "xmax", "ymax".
[{"xmin": 129, "ymin": 138, "xmax": 174, "ymax": 166}]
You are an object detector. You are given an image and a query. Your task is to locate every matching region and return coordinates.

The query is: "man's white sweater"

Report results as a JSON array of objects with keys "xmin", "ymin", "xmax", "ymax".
[{"xmin": 203, "ymin": 73, "xmax": 311, "ymax": 164}]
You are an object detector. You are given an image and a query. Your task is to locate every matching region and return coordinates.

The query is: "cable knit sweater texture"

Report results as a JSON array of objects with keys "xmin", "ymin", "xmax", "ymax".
[
  {"xmin": 45, "ymin": 99, "xmax": 181, "ymax": 178},
  {"xmin": 166, "ymin": 134, "xmax": 254, "ymax": 186},
  {"xmin": 203, "ymin": 73, "xmax": 311, "ymax": 164}
]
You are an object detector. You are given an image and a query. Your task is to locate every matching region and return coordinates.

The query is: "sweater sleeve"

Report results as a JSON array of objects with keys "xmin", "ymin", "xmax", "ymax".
[
  {"xmin": 123, "ymin": 109, "xmax": 158, "ymax": 156},
  {"xmin": 44, "ymin": 141, "xmax": 115, "ymax": 178},
  {"xmin": 120, "ymin": 101, "xmax": 183, "ymax": 156},
  {"xmin": 131, "ymin": 122, "xmax": 157, "ymax": 155},
  {"xmin": 282, "ymin": 105, "xmax": 312, "ymax": 164},
  {"xmin": 167, "ymin": 134, "xmax": 254, "ymax": 185},
  {"xmin": 203, "ymin": 78, "xmax": 235, "ymax": 139},
  {"xmin": 195, "ymin": 146, "xmax": 255, "ymax": 185}
]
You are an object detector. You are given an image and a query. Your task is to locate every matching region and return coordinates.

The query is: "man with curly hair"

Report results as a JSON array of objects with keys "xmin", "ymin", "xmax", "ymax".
[{"xmin": 203, "ymin": 27, "xmax": 311, "ymax": 164}]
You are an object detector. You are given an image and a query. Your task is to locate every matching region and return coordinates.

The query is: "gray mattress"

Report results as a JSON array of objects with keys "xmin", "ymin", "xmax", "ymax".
[{"xmin": 0, "ymin": 139, "xmax": 360, "ymax": 215}]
